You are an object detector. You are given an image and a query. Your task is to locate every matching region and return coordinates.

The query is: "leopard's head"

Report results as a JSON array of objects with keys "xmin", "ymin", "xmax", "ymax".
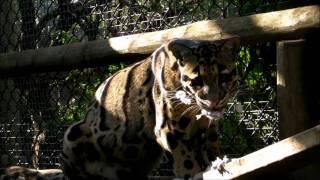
[{"xmin": 167, "ymin": 38, "xmax": 240, "ymax": 120}]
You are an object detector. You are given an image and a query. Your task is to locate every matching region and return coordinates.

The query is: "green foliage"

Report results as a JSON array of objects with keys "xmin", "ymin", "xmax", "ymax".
[
  {"xmin": 219, "ymin": 111, "xmax": 267, "ymax": 157},
  {"xmin": 58, "ymin": 63, "xmax": 126, "ymax": 124},
  {"xmin": 218, "ymin": 42, "xmax": 277, "ymax": 157},
  {"xmin": 50, "ymin": 30, "xmax": 80, "ymax": 46},
  {"xmin": 42, "ymin": 62, "xmax": 127, "ymax": 132},
  {"xmin": 219, "ymin": 113, "xmax": 250, "ymax": 156}
]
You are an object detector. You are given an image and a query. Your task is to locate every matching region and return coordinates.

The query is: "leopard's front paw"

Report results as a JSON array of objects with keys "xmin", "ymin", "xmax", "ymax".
[
  {"xmin": 192, "ymin": 156, "xmax": 233, "ymax": 180},
  {"xmin": 210, "ymin": 156, "xmax": 231, "ymax": 174}
]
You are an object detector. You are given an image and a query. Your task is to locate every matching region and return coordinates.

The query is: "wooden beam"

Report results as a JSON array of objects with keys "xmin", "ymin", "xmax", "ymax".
[
  {"xmin": 198, "ymin": 124, "xmax": 320, "ymax": 180},
  {"xmin": 0, "ymin": 166, "xmax": 63, "ymax": 179},
  {"xmin": 277, "ymin": 39, "xmax": 311, "ymax": 139},
  {"xmin": 0, "ymin": 5, "xmax": 319, "ymax": 76}
]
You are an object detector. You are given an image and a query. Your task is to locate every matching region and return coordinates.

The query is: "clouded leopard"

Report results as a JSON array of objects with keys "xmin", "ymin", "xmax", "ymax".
[{"xmin": 61, "ymin": 38, "xmax": 240, "ymax": 179}]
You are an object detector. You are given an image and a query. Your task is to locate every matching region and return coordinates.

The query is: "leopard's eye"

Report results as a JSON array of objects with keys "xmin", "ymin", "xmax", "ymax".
[
  {"xmin": 181, "ymin": 75, "xmax": 191, "ymax": 82},
  {"xmin": 178, "ymin": 59, "xmax": 185, "ymax": 66},
  {"xmin": 190, "ymin": 76, "xmax": 203, "ymax": 87}
]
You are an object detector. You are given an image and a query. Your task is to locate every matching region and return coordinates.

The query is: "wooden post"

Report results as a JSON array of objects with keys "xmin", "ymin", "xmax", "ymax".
[
  {"xmin": 277, "ymin": 34, "xmax": 320, "ymax": 179},
  {"xmin": 277, "ymin": 39, "xmax": 310, "ymax": 139}
]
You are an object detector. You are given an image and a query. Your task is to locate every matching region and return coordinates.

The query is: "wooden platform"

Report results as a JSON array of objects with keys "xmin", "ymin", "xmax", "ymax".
[
  {"xmin": 199, "ymin": 124, "xmax": 320, "ymax": 180},
  {"xmin": 1, "ymin": 125, "xmax": 319, "ymax": 179}
]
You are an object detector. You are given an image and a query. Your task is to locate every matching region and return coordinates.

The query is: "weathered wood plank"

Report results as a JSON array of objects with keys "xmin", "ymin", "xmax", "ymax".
[
  {"xmin": 199, "ymin": 124, "xmax": 320, "ymax": 180},
  {"xmin": 0, "ymin": 166, "xmax": 63, "ymax": 179},
  {"xmin": 0, "ymin": 5, "xmax": 319, "ymax": 76},
  {"xmin": 277, "ymin": 39, "xmax": 311, "ymax": 139}
]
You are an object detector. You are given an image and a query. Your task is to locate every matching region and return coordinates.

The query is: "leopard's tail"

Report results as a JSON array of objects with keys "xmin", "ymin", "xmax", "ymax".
[{"xmin": 0, "ymin": 166, "xmax": 64, "ymax": 180}]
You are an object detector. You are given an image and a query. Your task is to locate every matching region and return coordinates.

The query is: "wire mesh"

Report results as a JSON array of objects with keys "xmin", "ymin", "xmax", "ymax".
[
  {"xmin": 0, "ymin": 0, "xmax": 317, "ymax": 53},
  {"xmin": 0, "ymin": 0, "xmax": 316, "ymax": 177},
  {"xmin": 0, "ymin": 67, "xmax": 112, "ymax": 168}
]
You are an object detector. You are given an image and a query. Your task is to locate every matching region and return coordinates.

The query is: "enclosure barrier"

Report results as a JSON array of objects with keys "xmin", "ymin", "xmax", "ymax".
[
  {"xmin": 0, "ymin": 5, "xmax": 319, "ymax": 76},
  {"xmin": 198, "ymin": 124, "xmax": 320, "ymax": 179},
  {"xmin": 0, "ymin": 4, "xmax": 320, "ymax": 180}
]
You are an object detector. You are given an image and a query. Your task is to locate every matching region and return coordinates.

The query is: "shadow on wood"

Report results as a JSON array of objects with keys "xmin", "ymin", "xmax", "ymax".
[{"xmin": 198, "ymin": 124, "xmax": 320, "ymax": 180}]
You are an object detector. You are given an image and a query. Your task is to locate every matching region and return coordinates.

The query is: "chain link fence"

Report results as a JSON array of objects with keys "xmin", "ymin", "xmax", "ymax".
[
  {"xmin": 1, "ymin": 0, "xmax": 316, "ymax": 53},
  {"xmin": 0, "ymin": 0, "xmax": 317, "ymax": 176}
]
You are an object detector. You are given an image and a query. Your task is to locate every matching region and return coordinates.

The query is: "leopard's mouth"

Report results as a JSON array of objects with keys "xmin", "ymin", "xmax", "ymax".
[
  {"xmin": 174, "ymin": 90, "xmax": 225, "ymax": 120},
  {"xmin": 195, "ymin": 96, "xmax": 226, "ymax": 120},
  {"xmin": 196, "ymin": 108, "xmax": 224, "ymax": 120}
]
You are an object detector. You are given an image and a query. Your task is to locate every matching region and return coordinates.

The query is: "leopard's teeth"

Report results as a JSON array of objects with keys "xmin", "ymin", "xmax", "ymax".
[
  {"xmin": 196, "ymin": 109, "xmax": 223, "ymax": 120},
  {"xmin": 196, "ymin": 114, "xmax": 203, "ymax": 120}
]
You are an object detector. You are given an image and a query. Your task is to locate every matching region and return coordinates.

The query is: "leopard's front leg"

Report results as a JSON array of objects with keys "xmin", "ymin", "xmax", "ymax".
[
  {"xmin": 168, "ymin": 139, "xmax": 208, "ymax": 179},
  {"xmin": 205, "ymin": 123, "xmax": 232, "ymax": 176},
  {"xmin": 205, "ymin": 123, "xmax": 221, "ymax": 161},
  {"xmin": 156, "ymin": 126, "xmax": 212, "ymax": 179},
  {"xmin": 169, "ymin": 123, "xmax": 221, "ymax": 179}
]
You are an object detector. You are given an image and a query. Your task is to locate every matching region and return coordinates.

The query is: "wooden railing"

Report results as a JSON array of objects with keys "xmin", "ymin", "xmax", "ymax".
[{"xmin": 0, "ymin": 5, "xmax": 319, "ymax": 76}]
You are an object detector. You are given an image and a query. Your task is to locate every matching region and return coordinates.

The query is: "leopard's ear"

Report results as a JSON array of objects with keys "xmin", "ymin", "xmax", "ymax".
[
  {"xmin": 169, "ymin": 39, "xmax": 201, "ymax": 49},
  {"xmin": 167, "ymin": 39, "xmax": 199, "ymax": 61}
]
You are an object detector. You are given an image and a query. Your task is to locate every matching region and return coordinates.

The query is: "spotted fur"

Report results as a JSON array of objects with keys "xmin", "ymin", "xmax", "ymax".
[{"xmin": 62, "ymin": 38, "xmax": 239, "ymax": 179}]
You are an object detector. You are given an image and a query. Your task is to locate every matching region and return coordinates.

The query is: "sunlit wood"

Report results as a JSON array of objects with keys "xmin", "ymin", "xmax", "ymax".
[{"xmin": 0, "ymin": 5, "xmax": 319, "ymax": 75}]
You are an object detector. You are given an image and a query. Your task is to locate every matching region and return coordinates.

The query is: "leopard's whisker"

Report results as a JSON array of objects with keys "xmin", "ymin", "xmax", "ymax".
[
  {"xmin": 165, "ymin": 99, "xmax": 181, "ymax": 106},
  {"xmin": 174, "ymin": 103, "xmax": 183, "ymax": 109},
  {"xmin": 190, "ymin": 106, "xmax": 201, "ymax": 117},
  {"xmin": 180, "ymin": 105, "xmax": 198, "ymax": 118}
]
